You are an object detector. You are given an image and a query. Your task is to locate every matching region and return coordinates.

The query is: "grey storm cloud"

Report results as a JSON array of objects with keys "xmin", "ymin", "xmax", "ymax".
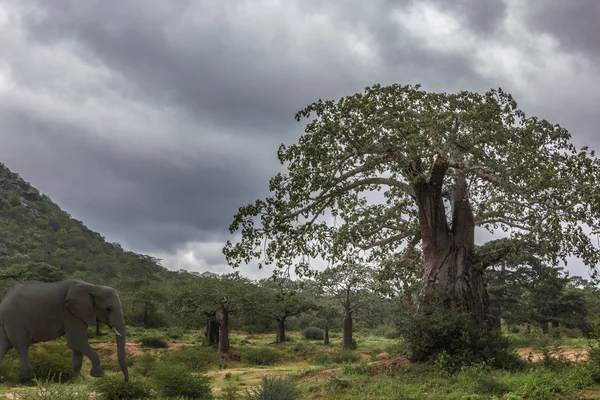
[{"xmin": 1, "ymin": 0, "xmax": 599, "ymax": 278}]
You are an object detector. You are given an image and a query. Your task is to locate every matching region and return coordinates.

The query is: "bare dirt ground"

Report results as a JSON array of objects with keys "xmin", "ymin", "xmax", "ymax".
[{"xmin": 516, "ymin": 346, "xmax": 589, "ymax": 362}]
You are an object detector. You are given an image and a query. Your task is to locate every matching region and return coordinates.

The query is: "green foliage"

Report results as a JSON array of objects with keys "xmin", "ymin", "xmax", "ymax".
[
  {"xmin": 301, "ymin": 327, "xmax": 324, "ymax": 340},
  {"xmin": 311, "ymin": 349, "xmax": 362, "ymax": 365},
  {"xmin": 91, "ymin": 374, "xmax": 155, "ymax": 400},
  {"xmin": 26, "ymin": 343, "xmax": 76, "ymax": 383},
  {"xmin": 397, "ymin": 304, "xmax": 524, "ymax": 373},
  {"xmin": 160, "ymin": 346, "xmax": 219, "ymax": 371},
  {"xmin": 151, "ymin": 363, "xmax": 212, "ymax": 399},
  {"xmin": 241, "ymin": 347, "xmax": 285, "ymax": 366},
  {"xmin": 138, "ymin": 335, "xmax": 169, "ymax": 348},
  {"xmin": 165, "ymin": 326, "xmax": 186, "ymax": 339},
  {"xmin": 17, "ymin": 376, "xmax": 91, "ymax": 400},
  {"xmin": 245, "ymin": 375, "xmax": 299, "ymax": 400}
]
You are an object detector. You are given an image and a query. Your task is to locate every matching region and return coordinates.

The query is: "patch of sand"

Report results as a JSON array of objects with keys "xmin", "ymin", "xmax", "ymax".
[{"xmin": 516, "ymin": 346, "xmax": 589, "ymax": 362}]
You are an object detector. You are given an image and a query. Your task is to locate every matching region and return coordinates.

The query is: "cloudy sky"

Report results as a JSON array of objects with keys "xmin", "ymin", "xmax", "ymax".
[{"xmin": 1, "ymin": 0, "xmax": 599, "ymax": 280}]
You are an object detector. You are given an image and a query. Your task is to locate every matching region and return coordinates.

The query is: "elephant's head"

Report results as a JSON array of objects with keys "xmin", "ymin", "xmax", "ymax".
[{"xmin": 64, "ymin": 282, "xmax": 129, "ymax": 381}]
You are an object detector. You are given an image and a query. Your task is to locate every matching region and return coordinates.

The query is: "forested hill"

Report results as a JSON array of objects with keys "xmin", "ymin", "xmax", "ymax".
[{"xmin": 0, "ymin": 162, "xmax": 172, "ymax": 291}]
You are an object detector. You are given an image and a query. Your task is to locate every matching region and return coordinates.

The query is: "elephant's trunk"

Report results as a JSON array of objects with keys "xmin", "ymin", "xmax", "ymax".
[{"xmin": 115, "ymin": 323, "xmax": 128, "ymax": 382}]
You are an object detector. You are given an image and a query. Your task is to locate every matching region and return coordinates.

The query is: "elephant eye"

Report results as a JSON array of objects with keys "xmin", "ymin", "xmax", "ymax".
[{"xmin": 106, "ymin": 307, "xmax": 112, "ymax": 312}]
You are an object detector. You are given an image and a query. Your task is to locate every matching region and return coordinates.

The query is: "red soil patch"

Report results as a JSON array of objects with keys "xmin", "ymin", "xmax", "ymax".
[
  {"xmin": 516, "ymin": 346, "xmax": 589, "ymax": 362},
  {"xmin": 94, "ymin": 340, "xmax": 193, "ymax": 360},
  {"xmin": 294, "ymin": 356, "xmax": 408, "ymax": 384}
]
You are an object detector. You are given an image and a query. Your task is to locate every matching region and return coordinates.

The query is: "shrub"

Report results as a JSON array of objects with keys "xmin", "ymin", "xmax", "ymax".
[
  {"xmin": 151, "ymin": 363, "xmax": 212, "ymax": 399},
  {"xmin": 242, "ymin": 347, "xmax": 285, "ymax": 366},
  {"xmin": 301, "ymin": 327, "xmax": 324, "ymax": 341},
  {"xmin": 160, "ymin": 345, "xmax": 219, "ymax": 371},
  {"xmin": 311, "ymin": 349, "xmax": 362, "ymax": 365},
  {"xmin": 133, "ymin": 351, "xmax": 157, "ymax": 377},
  {"xmin": 246, "ymin": 375, "xmax": 299, "ymax": 400},
  {"xmin": 397, "ymin": 303, "xmax": 525, "ymax": 373},
  {"xmin": 101, "ymin": 352, "xmax": 135, "ymax": 373},
  {"xmin": 165, "ymin": 326, "xmax": 186, "ymax": 340},
  {"xmin": 28, "ymin": 343, "xmax": 76, "ymax": 383},
  {"xmin": 91, "ymin": 374, "xmax": 155, "ymax": 400},
  {"xmin": 18, "ymin": 376, "xmax": 91, "ymax": 400},
  {"xmin": 138, "ymin": 335, "xmax": 169, "ymax": 348}
]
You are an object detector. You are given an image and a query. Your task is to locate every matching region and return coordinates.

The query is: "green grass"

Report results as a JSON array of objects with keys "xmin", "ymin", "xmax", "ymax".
[{"xmin": 1, "ymin": 328, "xmax": 599, "ymax": 399}]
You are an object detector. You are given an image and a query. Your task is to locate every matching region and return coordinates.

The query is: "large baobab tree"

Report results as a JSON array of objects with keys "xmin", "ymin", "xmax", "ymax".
[{"xmin": 223, "ymin": 83, "xmax": 600, "ymax": 328}]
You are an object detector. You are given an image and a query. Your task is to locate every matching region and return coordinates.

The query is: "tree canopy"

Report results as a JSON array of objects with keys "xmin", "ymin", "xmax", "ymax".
[{"xmin": 224, "ymin": 83, "xmax": 600, "ymax": 324}]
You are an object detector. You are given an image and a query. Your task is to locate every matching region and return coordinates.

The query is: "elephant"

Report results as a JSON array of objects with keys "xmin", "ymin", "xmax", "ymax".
[{"xmin": 0, "ymin": 279, "xmax": 128, "ymax": 381}]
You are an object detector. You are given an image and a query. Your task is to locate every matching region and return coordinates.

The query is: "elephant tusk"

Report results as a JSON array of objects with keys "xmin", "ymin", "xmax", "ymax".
[{"xmin": 112, "ymin": 327, "xmax": 122, "ymax": 336}]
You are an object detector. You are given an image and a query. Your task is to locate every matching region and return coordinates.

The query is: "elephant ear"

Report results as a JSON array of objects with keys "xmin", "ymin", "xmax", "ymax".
[{"xmin": 64, "ymin": 283, "xmax": 97, "ymax": 326}]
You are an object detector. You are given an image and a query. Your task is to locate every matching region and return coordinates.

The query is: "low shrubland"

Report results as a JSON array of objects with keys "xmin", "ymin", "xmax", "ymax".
[{"xmin": 0, "ymin": 326, "xmax": 600, "ymax": 399}]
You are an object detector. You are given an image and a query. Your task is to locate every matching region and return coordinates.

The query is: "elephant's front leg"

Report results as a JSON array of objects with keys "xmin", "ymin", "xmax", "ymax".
[
  {"xmin": 72, "ymin": 349, "xmax": 84, "ymax": 377},
  {"xmin": 65, "ymin": 321, "xmax": 104, "ymax": 378}
]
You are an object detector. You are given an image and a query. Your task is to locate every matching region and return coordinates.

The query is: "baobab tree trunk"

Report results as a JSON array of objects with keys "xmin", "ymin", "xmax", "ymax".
[
  {"xmin": 275, "ymin": 317, "xmax": 286, "ymax": 343},
  {"xmin": 415, "ymin": 169, "xmax": 495, "ymax": 327},
  {"xmin": 143, "ymin": 303, "xmax": 148, "ymax": 328},
  {"xmin": 324, "ymin": 321, "xmax": 330, "ymax": 345},
  {"xmin": 205, "ymin": 318, "xmax": 220, "ymax": 346},
  {"xmin": 218, "ymin": 308, "xmax": 230, "ymax": 354},
  {"xmin": 342, "ymin": 310, "xmax": 353, "ymax": 349}
]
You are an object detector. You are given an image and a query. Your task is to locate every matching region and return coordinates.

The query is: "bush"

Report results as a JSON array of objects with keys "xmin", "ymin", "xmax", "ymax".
[
  {"xmin": 397, "ymin": 303, "xmax": 525, "ymax": 373},
  {"xmin": 101, "ymin": 352, "xmax": 135, "ymax": 373},
  {"xmin": 160, "ymin": 345, "xmax": 219, "ymax": 371},
  {"xmin": 311, "ymin": 349, "xmax": 362, "ymax": 365},
  {"xmin": 301, "ymin": 327, "xmax": 324, "ymax": 340},
  {"xmin": 133, "ymin": 352, "xmax": 157, "ymax": 377},
  {"xmin": 151, "ymin": 363, "xmax": 212, "ymax": 399},
  {"xmin": 28, "ymin": 343, "xmax": 76, "ymax": 383},
  {"xmin": 18, "ymin": 376, "xmax": 91, "ymax": 400},
  {"xmin": 246, "ymin": 375, "xmax": 299, "ymax": 400},
  {"xmin": 91, "ymin": 374, "xmax": 155, "ymax": 400},
  {"xmin": 138, "ymin": 335, "xmax": 169, "ymax": 348},
  {"xmin": 242, "ymin": 347, "xmax": 285, "ymax": 366},
  {"xmin": 165, "ymin": 326, "xmax": 186, "ymax": 340}
]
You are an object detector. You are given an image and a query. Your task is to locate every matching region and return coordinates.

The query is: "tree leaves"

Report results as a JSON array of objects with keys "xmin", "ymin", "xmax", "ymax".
[{"xmin": 224, "ymin": 83, "xmax": 600, "ymax": 280}]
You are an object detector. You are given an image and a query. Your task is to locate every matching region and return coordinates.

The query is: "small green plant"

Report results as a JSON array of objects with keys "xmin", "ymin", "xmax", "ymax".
[
  {"xmin": 245, "ymin": 375, "xmax": 299, "ymax": 400},
  {"xmin": 242, "ymin": 347, "xmax": 285, "ymax": 366},
  {"xmin": 133, "ymin": 351, "xmax": 157, "ymax": 376},
  {"xmin": 138, "ymin": 335, "xmax": 169, "ymax": 348},
  {"xmin": 28, "ymin": 343, "xmax": 76, "ymax": 383},
  {"xmin": 160, "ymin": 345, "xmax": 219, "ymax": 371},
  {"xmin": 301, "ymin": 327, "xmax": 324, "ymax": 340},
  {"xmin": 165, "ymin": 326, "xmax": 186, "ymax": 339},
  {"xmin": 18, "ymin": 375, "xmax": 91, "ymax": 400},
  {"xmin": 311, "ymin": 349, "xmax": 361, "ymax": 365},
  {"xmin": 151, "ymin": 363, "xmax": 212, "ymax": 399},
  {"xmin": 91, "ymin": 374, "xmax": 155, "ymax": 400}
]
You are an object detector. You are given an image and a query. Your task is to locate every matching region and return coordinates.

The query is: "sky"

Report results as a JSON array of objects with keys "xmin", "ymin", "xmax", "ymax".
[{"xmin": 0, "ymin": 0, "xmax": 599, "ymax": 280}]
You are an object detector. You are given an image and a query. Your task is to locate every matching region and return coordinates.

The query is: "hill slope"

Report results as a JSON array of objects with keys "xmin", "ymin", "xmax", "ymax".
[{"xmin": 0, "ymin": 162, "xmax": 170, "ymax": 288}]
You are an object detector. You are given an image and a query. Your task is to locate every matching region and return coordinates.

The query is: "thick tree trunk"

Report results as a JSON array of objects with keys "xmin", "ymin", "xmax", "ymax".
[
  {"xmin": 551, "ymin": 320, "xmax": 559, "ymax": 328},
  {"xmin": 324, "ymin": 321, "xmax": 330, "ymax": 345},
  {"xmin": 218, "ymin": 308, "xmax": 230, "ymax": 354},
  {"xmin": 275, "ymin": 317, "xmax": 286, "ymax": 343},
  {"xmin": 541, "ymin": 321, "xmax": 549, "ymax": 334},
  {"xmin": 342, "ymin": 310, "xmax": 353, "ymax": 349},
  {"xmin": 205, "ymin": 318, "xmax": 220, "ymax": 346},
  {"xmin": 415, "ymin": 170, "xmax": 495, "ymax": 327}
]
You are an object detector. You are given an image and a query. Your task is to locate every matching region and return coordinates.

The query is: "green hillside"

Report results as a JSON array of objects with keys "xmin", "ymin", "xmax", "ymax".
[{"xmin": 0, "ymin": 162, "xmax": 172, "ymax": 292}]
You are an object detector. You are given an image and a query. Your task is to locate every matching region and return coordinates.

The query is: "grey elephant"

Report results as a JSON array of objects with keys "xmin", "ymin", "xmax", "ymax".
[{"xmin": 0, "ymin": 279, "xmax": 128, "ymax": 381}]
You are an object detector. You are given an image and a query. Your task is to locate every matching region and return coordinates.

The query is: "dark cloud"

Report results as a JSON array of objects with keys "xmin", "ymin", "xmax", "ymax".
[
  {"xmin": 524, "ymin": 0, "xmax": 600, "ymax": 60},
  {"xmin": 0, "ymin": 0, "xmax": 598, "ymax": 277},
  {"xmin": 0, "ymin": 108, "xmax": 269, "ymax": 253}
]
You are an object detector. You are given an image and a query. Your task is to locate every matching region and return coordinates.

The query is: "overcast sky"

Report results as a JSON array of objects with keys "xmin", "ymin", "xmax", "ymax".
[{"xmin": 1, "ymin": 0, "xmax": 599, "ymax": 280}]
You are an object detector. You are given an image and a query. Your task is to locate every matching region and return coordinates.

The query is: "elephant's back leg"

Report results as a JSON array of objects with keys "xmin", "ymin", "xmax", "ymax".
[{"xmin": 0, "ymin": 326, "xmax": 13, "ymax": 368}]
